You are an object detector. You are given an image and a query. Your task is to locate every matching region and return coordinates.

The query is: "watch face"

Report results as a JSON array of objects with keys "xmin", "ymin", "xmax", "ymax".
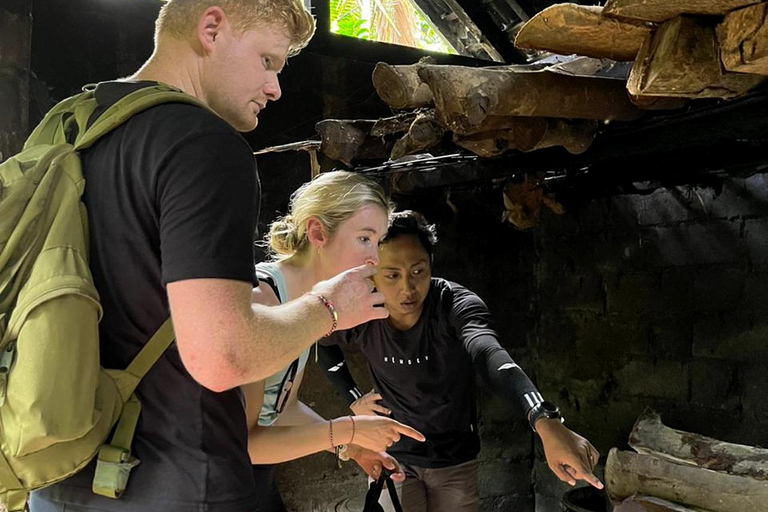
[{"xmin": 540, "ymin": 401, "xmax": 560, "ymax": 415}]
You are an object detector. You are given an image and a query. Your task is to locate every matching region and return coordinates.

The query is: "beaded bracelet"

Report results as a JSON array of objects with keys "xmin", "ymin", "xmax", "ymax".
[
  {"xmin": 310, "ymin": 292, "xmax": 338, "ymax": 337},
  {"xmin": 328, "ymin": 417, "xmax": 335, "ymax": 450}
]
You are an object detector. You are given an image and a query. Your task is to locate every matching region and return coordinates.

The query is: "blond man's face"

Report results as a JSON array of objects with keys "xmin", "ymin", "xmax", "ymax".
[{"xmin": 201, "ymin": 22, "xmax": 289, "ymax": 132}]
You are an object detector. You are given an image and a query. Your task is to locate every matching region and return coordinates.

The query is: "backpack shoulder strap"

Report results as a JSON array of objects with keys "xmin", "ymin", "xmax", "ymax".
[
  {"xmin": 125, "ymin": 318, "xmax": 176, "ymax": 383},
  {"xmin": 92, "ymin": 317, "xmax": 176, "ymax": 499},
  {"xmin": 23, "ymin": 91, "xmax": 94, "ymax": 148},
  {"xmin": 74, "ymin": 83, "xmax": 215, "ymax": 151}
]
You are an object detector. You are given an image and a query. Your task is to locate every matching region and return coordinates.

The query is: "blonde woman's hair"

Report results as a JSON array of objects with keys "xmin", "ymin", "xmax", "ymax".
[
  {"xmin": 266, "ymin": 171, "xmax": 392, "ymax": 260},
  {"xmin": 156, "ymin": 0, "xmax": 315, "ymax": 56}
]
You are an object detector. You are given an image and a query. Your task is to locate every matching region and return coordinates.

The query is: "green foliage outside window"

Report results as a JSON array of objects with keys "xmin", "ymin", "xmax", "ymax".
[{"xmin": 329, "ymin": 0, "xmax": 457, "ymax": 54}]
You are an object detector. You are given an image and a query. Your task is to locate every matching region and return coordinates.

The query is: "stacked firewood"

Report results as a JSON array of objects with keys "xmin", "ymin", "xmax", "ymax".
[
  {"xmin": 516, "ymin": 1, "xmax": 768, "ymax": 101},
  {"xmin": 606, "ymin": 409, "xmax": 768, "ymax": 512},
  {"xmin": 310, "ymin": 0, "xmax": 768, "ymax": 230},
  {"xmin": 317, "ymin": 0, "xmax": 768, "ymax": 166},
  {"xmin": 316, "ymin": 55, "xmax": 633, "ymax": 165}
]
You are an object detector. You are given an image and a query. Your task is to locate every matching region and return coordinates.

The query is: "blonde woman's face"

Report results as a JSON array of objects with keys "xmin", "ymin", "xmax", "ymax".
[{"xmin": 321, "ymin": 205, "xmax": 389, "ymax": 277}]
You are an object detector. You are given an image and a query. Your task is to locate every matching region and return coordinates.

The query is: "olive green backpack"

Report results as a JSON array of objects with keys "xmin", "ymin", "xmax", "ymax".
[{"xmin": 0, "ymin": 83, "xmax": 212, "ymax": 511}]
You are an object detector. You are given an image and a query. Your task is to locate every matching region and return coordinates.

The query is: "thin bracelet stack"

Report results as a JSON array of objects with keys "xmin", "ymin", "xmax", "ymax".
[
  {"xmin": 310, "ymin": 292, "xmax": 338, "ymax": 337},
  {"xmin": 331, "ymin": 416, "xmax": 357, "ymax": 468}
]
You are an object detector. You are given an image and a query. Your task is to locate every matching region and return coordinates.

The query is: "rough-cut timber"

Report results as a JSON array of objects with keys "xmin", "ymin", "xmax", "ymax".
[
  {"xmin": 629, "ymin": 409, "xmax": 768, "ymax": 480},
  {"xmin": 718, "ymin": 2, "xmax": 768, "ymax": 75},
  {"xmin": 418, "ymin": 64, "xmax": 642, "ymax": 134},
  {"xmin": 603, "ymin": 0, "xmax": 761, "ymax": 23},
  {"xmin": 372, "ymin": 58, "xmax": 564, "ymax": 110},
  {"xmin": 372, "ymin": 62, "xmax": 434, "ymax": 110},
  {"xmin": 390, "ymin": 111, "xmax": 444, "ymax": 160},
  {"xmin": 514, "ymin": 4, "xmax": 650, "ymax": 61},
  {"xmin": 315, "ymin": 120, "xmax": 390, "ymax": 165},
  {"xmin": 614, "ymin": 495, "xmax": 710, "ymax": 512},
  {"xmin": 453, "ymin": 118, "xmax": 597, "ymax": 157},
  {"xmin": 605, "ymin": 448, "xmax": 768, "ymax": 512},
  {"xmin": 627, "ymin": 15, "xmax": 765, "ymax": 99}
]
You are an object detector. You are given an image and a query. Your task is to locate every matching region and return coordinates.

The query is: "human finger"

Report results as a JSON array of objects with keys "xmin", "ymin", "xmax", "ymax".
[
  {"xmin": 564, "ymin": 459, "xmax": 604, "ymax": 490},
  {"xmin": 551, "ymin": 463, "xmax": 576, "ymax": 486},
  {"xmin": 586, "ymin": 445, "xmax": 600, "ymax": 470},
  {"xmin": 356, "ymin": 263, "xmax": 378, "ymax": 279},
  {"xmin": 394, "ymin": 422, "xmax": 425, "ymax": 442},
  {"xmin": 371, "ymin": 404, "xmax": 391, "ymax": 415},
  {"xmin": 367, "ymin": 302, "xmax": 390, "ymax": 320},
  {"xmin": 368, "ymin": 291, "xmax": 387, "ymax": 307}
]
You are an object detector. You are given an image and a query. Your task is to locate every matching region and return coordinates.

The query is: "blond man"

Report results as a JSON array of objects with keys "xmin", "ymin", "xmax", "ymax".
[{"xmin": 30, "ymin": 2, "xmax": 389, "ymax": 511}]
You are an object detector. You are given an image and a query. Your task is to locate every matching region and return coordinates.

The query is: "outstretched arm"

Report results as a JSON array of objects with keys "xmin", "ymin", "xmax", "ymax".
[
  {"xmin": 274, "ymin": 400, "xmax": 407, "ymax": 482},
  {"xmin": 452, "ymin": 285, "xmax": 603, "ymax": 489},
  {"xmin": 245, "ymin": 394, "xmax": 420, "ymax": 479}
]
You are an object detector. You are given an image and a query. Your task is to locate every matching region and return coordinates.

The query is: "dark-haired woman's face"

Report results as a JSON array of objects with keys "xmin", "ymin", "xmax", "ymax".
[{"xmin": 373, "ymin": 234, "xmax": 432, "ymax": 330}]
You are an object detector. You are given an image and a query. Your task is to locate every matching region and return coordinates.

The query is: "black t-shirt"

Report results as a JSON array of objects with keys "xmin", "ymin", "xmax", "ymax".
[
  {"xmin": 324, "ymin": 279, "xmax": 502, "ymax": 468},
  {"xmin": 37, "ymin": 82, "xmax": 260, "ymax": 512}
]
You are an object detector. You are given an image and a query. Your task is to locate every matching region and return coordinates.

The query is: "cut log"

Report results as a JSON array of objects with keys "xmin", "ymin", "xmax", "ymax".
[
  {"xmin": 718, "ymin": 2, "xmax": 768, "ymax": 75},
  {"xmin": 316, "ymin": 119, "xmax": 373, "ymax": 165},
  {"xmin": 372, "ymin": 62, "xmax": 434, "ymax": 110},
  {"xmin": 514, "ymin": 3, "xmax": 650, "ymax": 61},
  {"xmin": 605, "ymin": 448, "xmax": 768, "ymax": 512},
  {"xmin": 372, "ymin": 57, "xmax": 571, "ymax": 110},
  {"xmin": 390, "ymin": 111, "xmax": 445, "ymax": 159},
  {"xmin": 627, "ymin": 16, "xmax": 765, "ymax": 99},
  {"xmin": 629, "ymin": 408, "xmax": 768, "ymax": 480},
  {"xmin": 614, "ymin": 495, "xmax": 712, "ymax": 512},
  {"xmin": 316, "ymin": 119, "xmax": 390, "ymax": 164},
  {"xmin": 418, "ymin": 64, "xmax": 642, "ymax": 135},
  {"xmin": 453, "ymin": 118, "xmax": 597, "ymax": 157},
  {"xmin": 603, "ymin": 0, "xmax": 761, "ymax": 23}
]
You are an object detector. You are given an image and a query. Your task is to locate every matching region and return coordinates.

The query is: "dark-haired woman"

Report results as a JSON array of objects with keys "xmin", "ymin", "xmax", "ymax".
[{"xmin": 319, "ymin": 210, "xmax": 601, "ymax": 512}]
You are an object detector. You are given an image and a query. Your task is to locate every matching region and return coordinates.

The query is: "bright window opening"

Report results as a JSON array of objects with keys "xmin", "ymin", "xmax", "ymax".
[{"xmin": 330, "ymin": 0, "xmax": 458, "ymax": 55}]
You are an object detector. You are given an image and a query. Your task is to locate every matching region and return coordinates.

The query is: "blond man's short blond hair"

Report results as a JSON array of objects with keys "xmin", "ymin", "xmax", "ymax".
[{"xmin": 156, "ymin": 0, "xmax": 315, "ymax": 56}]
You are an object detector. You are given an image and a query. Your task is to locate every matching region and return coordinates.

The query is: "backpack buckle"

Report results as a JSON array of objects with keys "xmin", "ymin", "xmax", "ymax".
[
  {"xmin": 92, "ymin": 444, "xmax": 140, "ymax": 499},
  {"xmin": 0, "ymin": 343, "xmax": 16, "ymax": 407}
]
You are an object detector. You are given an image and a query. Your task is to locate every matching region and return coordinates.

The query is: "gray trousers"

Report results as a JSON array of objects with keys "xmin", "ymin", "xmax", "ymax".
[{"xmin": 379, "ymin": 459, "xmax": 479, "ymax": 512}]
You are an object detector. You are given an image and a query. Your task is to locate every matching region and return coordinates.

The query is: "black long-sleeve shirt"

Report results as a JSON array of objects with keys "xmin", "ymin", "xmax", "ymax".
[{"xmin": 319, "ymin": 278, "xmax": 543, "ymax": 468}]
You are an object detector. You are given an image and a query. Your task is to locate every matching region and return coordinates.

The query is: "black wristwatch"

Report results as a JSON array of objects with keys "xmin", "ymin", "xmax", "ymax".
[{"xmin": 527, "ymin": 401, "xmax": 564, "ymax": 432}]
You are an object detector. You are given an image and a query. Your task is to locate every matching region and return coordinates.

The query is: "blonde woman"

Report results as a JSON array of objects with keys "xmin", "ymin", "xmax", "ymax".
[{"xmin": 243, "ymin": 171, "xmax": 425, "ymax": 511}]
